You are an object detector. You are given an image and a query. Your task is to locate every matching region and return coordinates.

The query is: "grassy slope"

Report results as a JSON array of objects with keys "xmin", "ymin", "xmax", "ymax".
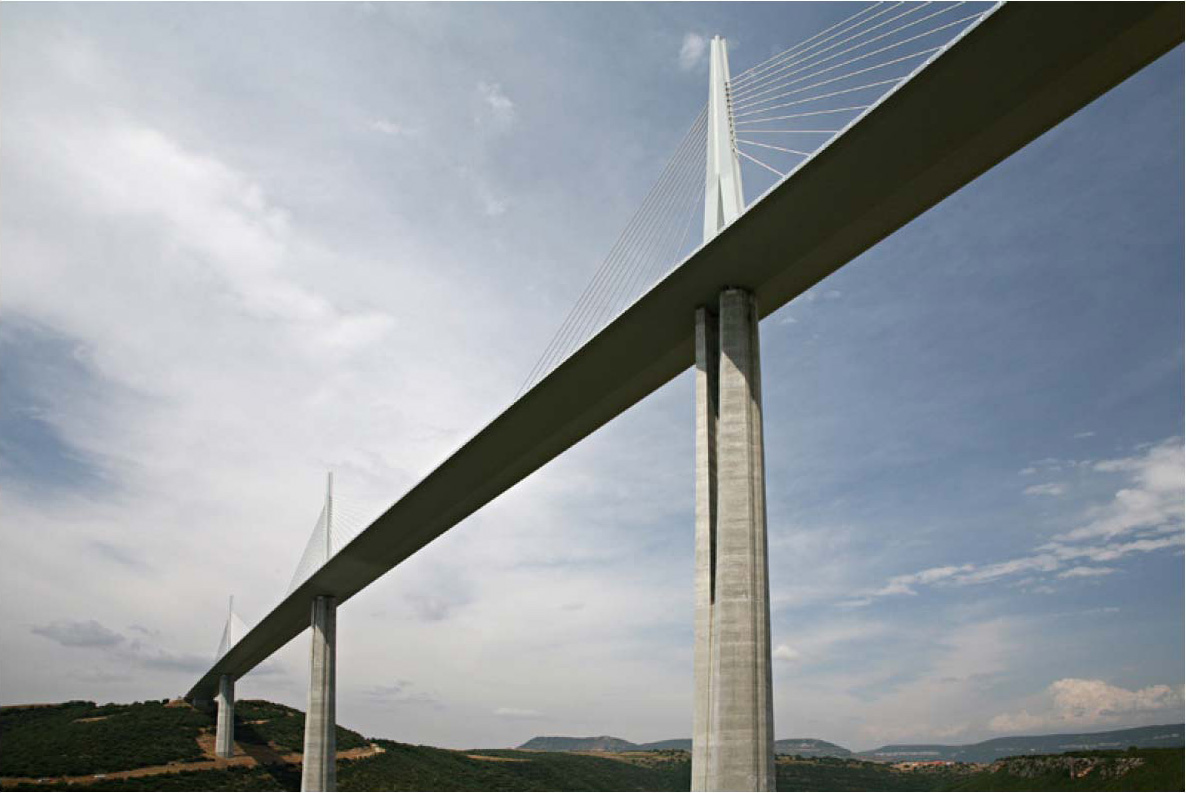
[
  {"xmin": 0, "ymin": 701, "xmax": 208, "ymax": 777},
  {"xmin": 340, "ymin": 744, "xmax": 688, "ymax": 791},
  {"xmin": 2, "ymin": 700, "xmax": 1180, "ymax": 792},
  {"xmin": 0, "ymin": 699, "xmax": 364, "ymax": 780},
  {"xmin": 0, "ymin": 700, "xmax": 686, "ymax": 792},
  {"xmin": 943, "ymin": 749, "xmax": 1184, "ymax": 792},
  {"xmin": 3, "ymin": 745, "xmax": 686, "ymax": 792},
  {"xmin": 234, "ymin": 700, "xmax": 366, "ymax": 754},
  {"xmin": 777, "ymin": 756, "xmax": 952, "ymax": 791}
]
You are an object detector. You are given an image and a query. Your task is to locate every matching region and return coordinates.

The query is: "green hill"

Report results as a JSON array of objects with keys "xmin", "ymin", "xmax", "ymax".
[
  {"xmin": 0, "ymin": 699, "xmax": 366, "ymax": 779},
  {"xmin": 0, "ymin": 700, "xmax": 209, "ymax": 777},
  {"xmin": 635, "ymin": 739, "xmax": 693, "ymax": 751},
  {"xmin": 0, "ymin": 700, "xmax": 686, "ymax": 791},
  {"xmin": 1, "ymin": 699, "xmax": 1181, "ymax": 791},
  {"xmin": 944, "ymin": 748, "xmax": 1183, "ymax": 791}
]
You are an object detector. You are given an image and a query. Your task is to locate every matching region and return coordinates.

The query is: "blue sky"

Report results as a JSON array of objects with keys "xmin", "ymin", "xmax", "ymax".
[{"xmin": 1, "ymin": 3, "xmax": 1181, "ymax": 751}]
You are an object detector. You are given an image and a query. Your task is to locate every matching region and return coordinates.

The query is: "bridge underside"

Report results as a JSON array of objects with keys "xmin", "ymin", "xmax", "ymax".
[{"xmin": 188, "ymin": 2, "xmax": 1183, "ymax": 703}]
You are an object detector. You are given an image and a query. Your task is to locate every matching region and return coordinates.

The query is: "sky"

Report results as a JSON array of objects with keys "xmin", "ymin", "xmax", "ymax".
[{"xmin": 1, "ymin": 2, "xmax": 1182, "ymax": 753}]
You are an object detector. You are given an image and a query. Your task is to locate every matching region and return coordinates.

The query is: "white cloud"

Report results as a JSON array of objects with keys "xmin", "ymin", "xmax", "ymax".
[
  {"xmin": 1024, "ymin": 482, "xmax": 1066, "ymax": 496},
  {"xmin": 773, "ymin": 644, "xmax": 801, "ymax": 663},
  {"xmin": 954, "ymin": 554, "xmax": 1060, "ymax": 586},
  {"xmin": 476, "ymin": 81, "xmax": 516, "ymax": 131},
  {"xmin": 678, "ymin": 33, "xmax": 708, "ymax": 72},
  {"xmin": 1055, "ymin": 439, "xmax": 1184, "ymax": 543},
  {"xmin": 844, "ymin": 439, "xmax": 1184, "ymax": 605},
  {"xmin": 16, "ymin": 120, "xmax": 395, "ymax": 344},
  {"xmin": 1048, "ymin": 534, "xmax": 1184, "ymax": 563},
  {"xmin": 1057, "ymin": 566, "xmax": 1116, "ymax": 579},
  {"xmin": 1049, "ymin": 678, "xmax": 1183, "ymax": 720},
  {"xmin": 870, "ymin": 564, "xmax": 974, "ymax": 597},
  {"xmin": 991, "ymin": 678, "xmax": 1185, "ymax": 733}
]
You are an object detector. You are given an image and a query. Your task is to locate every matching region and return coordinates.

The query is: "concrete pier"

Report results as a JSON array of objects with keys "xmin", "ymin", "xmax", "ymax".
[
  {"xmin": 692, "ymin": 305, "xmax": 719, "ymax": 791},
  {"xmin": 709, "ymin": 289, "xmax": 775, "ymax": 790},
  {"xmin": 301, "ymin": 595, "xmax": 337, "ymax": 792},
  {"xmin": 215, "ymin": 674, "xmax": 234, "ymax": 759},
  {"xmin": 698, "ymin": 289, "xmax": 775, "ymax": 791}
]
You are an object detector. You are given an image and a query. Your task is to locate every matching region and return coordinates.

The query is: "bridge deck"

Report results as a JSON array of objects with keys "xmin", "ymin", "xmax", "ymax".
[{"xmin": 188, "ymin": 2, "xmax": 1183, "ymax": 702}]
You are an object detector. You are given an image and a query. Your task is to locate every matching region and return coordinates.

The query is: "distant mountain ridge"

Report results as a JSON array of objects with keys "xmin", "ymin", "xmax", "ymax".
[
  {"xmin": 517, "ymin": 736, "xmax": 850, "ymax": 757},
  {"xmin": 774, "ymin": 739, "xmax": 852, "ymax": 757},
  {"xmin": 857, "ymin": 723, "xmax": 1185, "ymax": 763},
  {"xmin": 517, "ymin": 736, "xmax": 638, "ymax": 752},
  {"xmin": 518, "ymin": 724, "xmax": 1184, "ymax": 763}
]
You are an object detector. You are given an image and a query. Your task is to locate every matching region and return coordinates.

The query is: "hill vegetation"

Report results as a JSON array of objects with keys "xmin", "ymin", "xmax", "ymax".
[
  {"xmin": 0, "ymin": 699, "xmax": 366, "ymax": 780},
  {"xmin": 776, "ymin": 755, "xmax": 954, "ymax": 791},
  {"xmin": 945, "ymin": 749, "xmax": 1183, "ymax": 791},
  {"xmin": 859, "ymin": 724, "xmax": 1185, "ymax": 763},
  {"xmin": 0, "ymin": 700, "xmax": 208, "ymax": 777},
  {"xmin": 1, "ymin": 699, "xmax": 1181, "ymax": 791}
]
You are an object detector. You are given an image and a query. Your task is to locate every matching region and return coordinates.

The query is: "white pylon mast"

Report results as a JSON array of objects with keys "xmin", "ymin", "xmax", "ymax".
[
  {"xmin": 325, "ymin": 471, "xmax": 334, "ymax": 563},
  {"xmin": 703, "ymin": 35, "xmax": 745, "ymax": 244},
  {"xmin": 227, "ymin": 595, "xmax": 234, "ymax": 646}
]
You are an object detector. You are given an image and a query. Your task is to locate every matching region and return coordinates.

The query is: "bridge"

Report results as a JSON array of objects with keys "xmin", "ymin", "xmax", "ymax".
[{"xmin": 185, "ymin": 4, "xmax": 1183, "ymax": 791}]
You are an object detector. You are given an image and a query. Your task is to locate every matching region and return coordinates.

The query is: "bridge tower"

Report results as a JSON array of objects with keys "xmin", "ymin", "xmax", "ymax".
[
  {"xmin": 214, "ymin": 596, "xmax": 236, "ymax": 759},
  {"xmin": 301, "ymin": 472, "xmax": 338, "ymax": 792},
  {"xmin": 692, "ymin": 35, "xmax": 776, "ymax": 792}
]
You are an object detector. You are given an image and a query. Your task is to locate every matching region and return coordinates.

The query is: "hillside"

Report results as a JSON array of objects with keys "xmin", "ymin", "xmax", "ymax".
[
  {"xmin": 1, "ymin": 699, "xmax": 1181, "ymax": 791},
  {"xmin": 0, "ymin": 699, "xmax": 367, "ymax": 779},
  {"xmin": 945, "ymin": 748, "xmax": 1183, "ymax": 791},
  {"xmin": 859, "ymin": 724, "xmax": 1185, "ymax": 763},
  {"xmin": 634, "ymin": 739, "xmax": 692, "ymax": 751},
  {"xmin": 0, "ymin": 701, "xmax": 685, "ymax": 791}
]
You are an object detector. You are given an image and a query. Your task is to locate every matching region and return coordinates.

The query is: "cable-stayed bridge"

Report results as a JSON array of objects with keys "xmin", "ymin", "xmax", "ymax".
[{"xmin": 186, "ymin": 4, "xmax": 1183, "ymax": 791}]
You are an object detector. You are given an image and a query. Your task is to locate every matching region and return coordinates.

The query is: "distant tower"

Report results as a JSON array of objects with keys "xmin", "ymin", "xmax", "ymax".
[
  {"xmin": 215, "ymin": 596, "xmax": 236, "ymax": 759},
  {"xmin": 302, "ymin": 472, "xmax": 338, "ymax": 792}
]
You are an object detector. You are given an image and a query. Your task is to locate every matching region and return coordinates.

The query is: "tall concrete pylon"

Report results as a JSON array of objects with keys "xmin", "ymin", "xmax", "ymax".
[
  {"xmin": 215, "ymin": 672, "xmax": 235, "ymax": 758},
  {"xmin": 692, "ymin": 35, "xmax": 776, "ymax": 793},
  {"xmin": 215, "ymin": 596, "xmax": 236, "ymax": 759},
  {"xmin": 301, "ymin": 473, "xmax": 338, "ymax": 792}
]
